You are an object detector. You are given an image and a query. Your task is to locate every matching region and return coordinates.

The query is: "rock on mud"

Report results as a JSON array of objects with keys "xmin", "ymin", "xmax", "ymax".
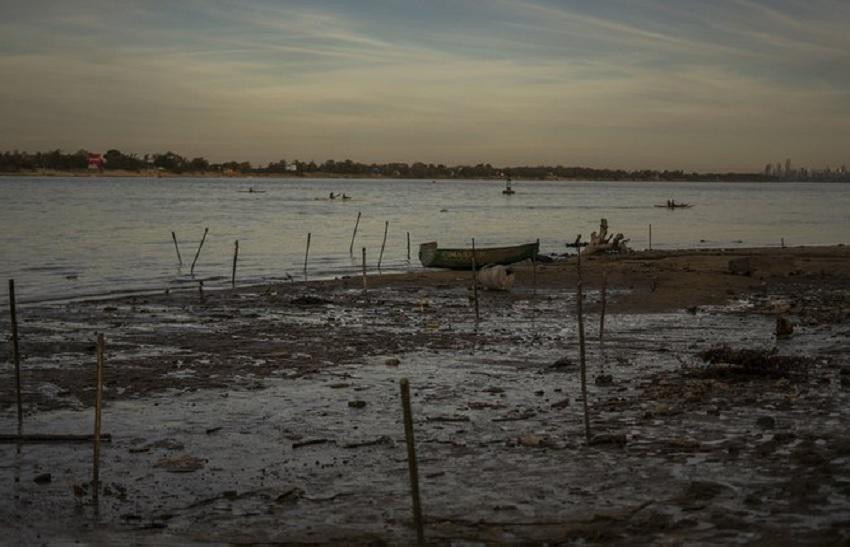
[
  {"xmin": 154, "ymin": 455, "xmax": 205, "ymax": 473},
  {"xmin": 728, "ymin": 257, "xmax": 753, "ymax": 276}
]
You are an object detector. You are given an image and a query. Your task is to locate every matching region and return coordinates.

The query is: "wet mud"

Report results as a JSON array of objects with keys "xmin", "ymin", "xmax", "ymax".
[{"xmin": 1, "ymin": 247, "xmax": 849, "ymax": 544}]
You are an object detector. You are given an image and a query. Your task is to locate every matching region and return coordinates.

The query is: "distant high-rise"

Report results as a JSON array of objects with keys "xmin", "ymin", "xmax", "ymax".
[
  {"xmin": 764, "ymin": 163, "xmax": 772, "ymax": 176},
  {"xmin": 785, "ymin": 158, "xmax": 792, "ymax": 178}
]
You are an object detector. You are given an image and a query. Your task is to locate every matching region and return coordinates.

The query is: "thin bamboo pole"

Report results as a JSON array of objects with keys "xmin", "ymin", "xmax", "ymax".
[
  {"xmin": 400, "ymin": 378, "xmax": 425, "ymax": 545},
  {"xmin": 599, "ymin": 271, "xmax": 608, "ymax": 341},
  {"xmin": 349, "ymin": 212, "xmax": 361, "ymax": 256},
  {"xmin": 304, "ymin": 232, "xmax": 311, "ymax": 282},
  {"xmin": 9, "ymin": 280, "xmax": 22, "ymax": 427},
  {"xmin": 577, "ymin": 281, "xmax": 590, "ymax": 442},
  {"xmin": 231, "ymin": 240, "xmax": 239, "ymax": 288},
  {"xmin": 92, "ymin": 334, "xmax": 105, "ymax": 501},
  {"xmin": 171, "ymin": 232, "xmax": 183, "ymax": 266},
  {"xmin": 576, "ymin": 235, "xmax": 582, "ymax": 280},
  {"xmin": 361, "ymin": 247, "xmax": 367, "ymax": 294},
  {"xmin": 407, "ymin": 232, "xmax": 411, "ymax": 262},
  {"xmin": 190, "ymin": 227, "xmax": 208, "ymax": 276},
  {"xmin": 532, "ymin": 238, "xmax": 539, "ymax": 297},
  {"xmin": 378, "ymin": 221, "xmax": 389, "ymax": 271},
  {"xmin": 471, "ymin": 238, "xmax": 479, "ymax": 322},
  {"xmin": 649, "ymin": 224, "xmax": 652, "ymax": 250}
]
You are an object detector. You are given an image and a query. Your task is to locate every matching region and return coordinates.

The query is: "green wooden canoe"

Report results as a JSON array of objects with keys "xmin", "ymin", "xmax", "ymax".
[{"xmin": 419, "ymin": 241, "xmax": 539, "ymax": 270}]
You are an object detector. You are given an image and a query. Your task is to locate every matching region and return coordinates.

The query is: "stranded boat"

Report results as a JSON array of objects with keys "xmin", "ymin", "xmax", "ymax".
[{"xmin": 419, "ymin": 240, "xmax": 539, "ymax": 269}]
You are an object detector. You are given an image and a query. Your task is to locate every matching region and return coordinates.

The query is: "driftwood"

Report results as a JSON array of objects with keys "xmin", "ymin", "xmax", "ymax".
[
  {"xmin": 477, "ymin": 265, "xmax": 515, "ymax": 291},
  {"xmin": 582, "ymin": 219, "xmax": 631, "ymax": 256}
]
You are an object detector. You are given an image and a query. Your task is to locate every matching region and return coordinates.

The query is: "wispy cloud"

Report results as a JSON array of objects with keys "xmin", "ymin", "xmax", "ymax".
[{"xmin": 0, "ymin": 0, "xmax": 848, "ymax": 170}]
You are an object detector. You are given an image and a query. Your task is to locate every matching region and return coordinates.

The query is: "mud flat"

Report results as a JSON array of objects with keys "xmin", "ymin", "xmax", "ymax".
[{"xmin": 2, "ymin": 246, "xmax": 849, "ymax": 544}]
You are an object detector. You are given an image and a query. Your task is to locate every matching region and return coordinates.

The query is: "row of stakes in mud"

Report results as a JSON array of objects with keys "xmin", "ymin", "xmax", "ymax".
[
  {"xmin": 171, "ymin": 215, "xmax": 404, "ymax": 287},
  {"xmin": 5, "ymin": 231, "xmax": 606, "ymax": 544}
]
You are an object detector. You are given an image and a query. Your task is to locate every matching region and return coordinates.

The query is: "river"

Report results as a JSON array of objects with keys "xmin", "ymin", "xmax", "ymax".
[{"xmin": 1, "ymin": 176, "xmax": 848, "ymax": 304}]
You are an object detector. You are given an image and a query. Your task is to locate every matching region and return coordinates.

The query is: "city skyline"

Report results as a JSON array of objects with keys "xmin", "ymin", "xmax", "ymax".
[{"xmin": 1, "ymin": 1, "xmax": 849, "ymax": 171}]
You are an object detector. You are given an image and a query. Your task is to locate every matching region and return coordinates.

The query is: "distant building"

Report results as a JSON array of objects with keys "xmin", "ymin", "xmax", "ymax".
[
  {"xmin": 764, "ymin": 163, "xmax": 772, "ymax": 176},
  {"xmin": 785, "ymin": 158, "xmax": 792, "ymax": 178},
  {"xmin": 87, "ymin": 153, "xmax": 104, "ymax": 170}
]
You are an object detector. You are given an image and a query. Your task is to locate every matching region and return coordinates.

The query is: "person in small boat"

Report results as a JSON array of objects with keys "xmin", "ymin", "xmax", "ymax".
[
  {"xmin": 341, "ymin": 193, "xmax": 350, "ymax": 200},
  {"xmin": 329, "ymin": 192, "xmax": 336, "ymax": 199},
  {"xmin": 248, "ymin": 187, "xmax": 254, "ymax": 193}
]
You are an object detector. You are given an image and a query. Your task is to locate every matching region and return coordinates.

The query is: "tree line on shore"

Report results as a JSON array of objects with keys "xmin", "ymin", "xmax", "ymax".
[{"xmin": 2, "ymin": 148, "xmax": 848, "ymax": 182}]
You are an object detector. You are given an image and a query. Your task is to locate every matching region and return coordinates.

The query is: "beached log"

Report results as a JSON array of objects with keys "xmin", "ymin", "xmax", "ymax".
[
  {"xmin": 477, "ymin": 265, "xmax": 515, "ymax": 291},
  {"xmin": 582, "ymin": 219, "xmax": 632, "ymax": 256},
  {"xmin": 0, "ymin": 433, "xmax": 112, "ymax": 443}
]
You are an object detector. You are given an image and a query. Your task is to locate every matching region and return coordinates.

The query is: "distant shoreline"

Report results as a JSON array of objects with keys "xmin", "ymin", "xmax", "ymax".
[{"xmin": 2, "ymin": 169, "xmax": 848, "ymax": 183}]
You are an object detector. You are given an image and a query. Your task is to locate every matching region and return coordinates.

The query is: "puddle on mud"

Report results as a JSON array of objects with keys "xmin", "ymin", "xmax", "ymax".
[{"xmin": 1, "ymin": 283, "xmax": 849, "ymax": 544}]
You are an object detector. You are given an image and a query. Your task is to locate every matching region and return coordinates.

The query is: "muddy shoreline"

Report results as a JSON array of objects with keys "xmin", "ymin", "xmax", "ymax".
[{"xmin": 2, "ymin": 246, "xmax": 849, "ymax": 544}]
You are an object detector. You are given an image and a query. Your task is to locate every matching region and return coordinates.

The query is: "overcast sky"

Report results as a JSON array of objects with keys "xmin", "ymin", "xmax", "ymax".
[{"xmin": 1, "ymin": 0, "xmax": 848, "ymax": 171}]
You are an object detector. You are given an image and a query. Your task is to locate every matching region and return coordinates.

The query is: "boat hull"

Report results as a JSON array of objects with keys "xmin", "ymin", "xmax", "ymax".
[{"xmin": 419, "ymin": 241, "xmax": 539, "ymax": 269}]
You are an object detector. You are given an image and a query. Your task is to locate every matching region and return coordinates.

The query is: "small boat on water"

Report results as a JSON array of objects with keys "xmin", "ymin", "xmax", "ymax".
[
  {"xmin": 502, "ymin": 178, "xmax": 515, "ymax": 195},
  {"xmin": 419, "ymin": 241, "xmax": 539, "ymax": 269},
  {"xmin": 239, "ymin": 187, "xmax": 266, "ymax": 193},
  {"xmin": 655, "ymin": 201, "xmax": 693, "ymax": 209}
]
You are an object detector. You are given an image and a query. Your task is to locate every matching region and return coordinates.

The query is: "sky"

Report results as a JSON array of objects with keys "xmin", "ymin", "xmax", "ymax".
[{"xmin": 0, "ymin": 0, "xmax": 848, "ymax": 171}]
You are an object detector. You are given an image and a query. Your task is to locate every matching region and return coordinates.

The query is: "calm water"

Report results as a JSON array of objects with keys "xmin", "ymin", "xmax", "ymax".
[{"xmin": 1, "ymin": 176, "xmax": 848, "ymax": 304}]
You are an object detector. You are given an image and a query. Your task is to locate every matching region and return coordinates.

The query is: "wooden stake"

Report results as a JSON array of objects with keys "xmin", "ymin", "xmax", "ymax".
[
  {"xmin": 407, "ymin": 232, "xmax": 411, "ymax": 262},
  {"xmin": 361, "ymin": 247, "xmax": 367, "ymax": 294},
  {"xmin": 231, "ymin": 240, "xmax": 239, "ymax": 288},
  {"xmin": 400, "ymin": 378, "xmax": 425, "ymax": 545},
  {"xmin": 349, "ymin": 212, "xmax": 361, "ymax": 256},
  {"xmin": 576, "ymin": 234, "xmax": 582, "ymax": 281},
  {"xmin": 599, "ymin": 271, "xmax": 608, "ymax": 341},
  {"xmin": 304, "ymin": 232, "xmax": 311, "ymax": 282},
  {"xmin": 198, "ymin": 280, "xmax": 204, "ymax": 303},
  {"xmin": 532, "ymin": 238, "xmax": 539, "ymax": 297},
  {"xmin": 171, "ymin": 231, "xmax": 183, "ymax": 266},
  {"xmin": 577, "ymin": 280, "xmax": 591, "ymax": 442},
  {"xmin": 649, "ymin": 224, "xmax": 652, "ymax": 251},
  {"xmin": 92, "ymin": 333, "xmax": 105, "ymax": 500},
  {"xmin": 9, "ymin": 280, "xmax": 22, "ymax": 427},
  {"xmin": 190, "ymin": 227, "xmax": 208, "ymax": 276},
  {"xmin": 471, "ymin": 238, "xmax": 479, "ymax": 323},
  {"xmin": 781, "ymin": 237, "xmax": 785, "ymax": 248},
  {"xmin": 378, "ymin": 221, "xmax": 389, "ymax": 272}
]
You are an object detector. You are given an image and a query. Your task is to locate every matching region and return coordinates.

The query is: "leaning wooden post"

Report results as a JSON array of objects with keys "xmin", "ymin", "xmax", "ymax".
[
  {"xmin": 171, "ymin": 231, "xmax": 183, "ymax": 266},
  {"xmin": 378, "ymin": 221, "xmax": 389, "ymax": 272},
  {"xmin": 407, "ymin": 232, "xmax": 411, "ymax": 262},
  {"xmin": 304, "ymin": 232, "xmax": 311, "ymax": 282},
  {"xmin": 648, "ymin": 224, "xmax": 652, "ymax": 251},
  {"xmin": 576, "ymin": 234, "xmax": 582, "ymax": 280},
  {"xmin": 198, "ymin": 280, "xmax": 204, "ymax": 304},
  {"xmin": 349, "ymin": 212, "xmax": 361, "ymax": 256},
  {"xmin": 599, "ymin": 271, "xmax": 608, "ymax": 341},
  {"xmin": 400, "ymin": 378, "xmax": 425, "ymax": 545},
  {"xmin": 92, "ymin": 333, "xmax": 105, "ymax": 501},
  {"xmin": 532, "ymin": 238, "xmax": 539, "ymax": 297},
  {"xmin": 577, "ymin": 280, "xmax": 591, "ymax": 442},
  {"xmin": 231, "ymin": 240, "xmax": 239, "ymax": 288},
  {"xmin": 471, "ymin": 238, "xmax": 480, "ymax": 322},
  {"xmin": 361, "ymin": 247, "xmax": 367, "ymax": 295},
  {"xmin": 9, "ymin": 280, "xmax": 23, "ymax": 428},
  {"xmin": 190, "ymin": 227, "xmax": 208, "ymax": 276}
]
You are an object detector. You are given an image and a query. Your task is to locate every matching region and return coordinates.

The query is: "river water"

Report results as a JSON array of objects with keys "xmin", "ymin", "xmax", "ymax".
[{"xmin": 1, "ymin": 176, "xmax": 848, "ymax": 304}]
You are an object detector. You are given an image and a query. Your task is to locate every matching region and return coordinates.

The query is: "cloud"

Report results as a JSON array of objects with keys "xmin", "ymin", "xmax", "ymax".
[{"xmin": 0, "ymin": 0, "xmax": 848, "ymax": 170}]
